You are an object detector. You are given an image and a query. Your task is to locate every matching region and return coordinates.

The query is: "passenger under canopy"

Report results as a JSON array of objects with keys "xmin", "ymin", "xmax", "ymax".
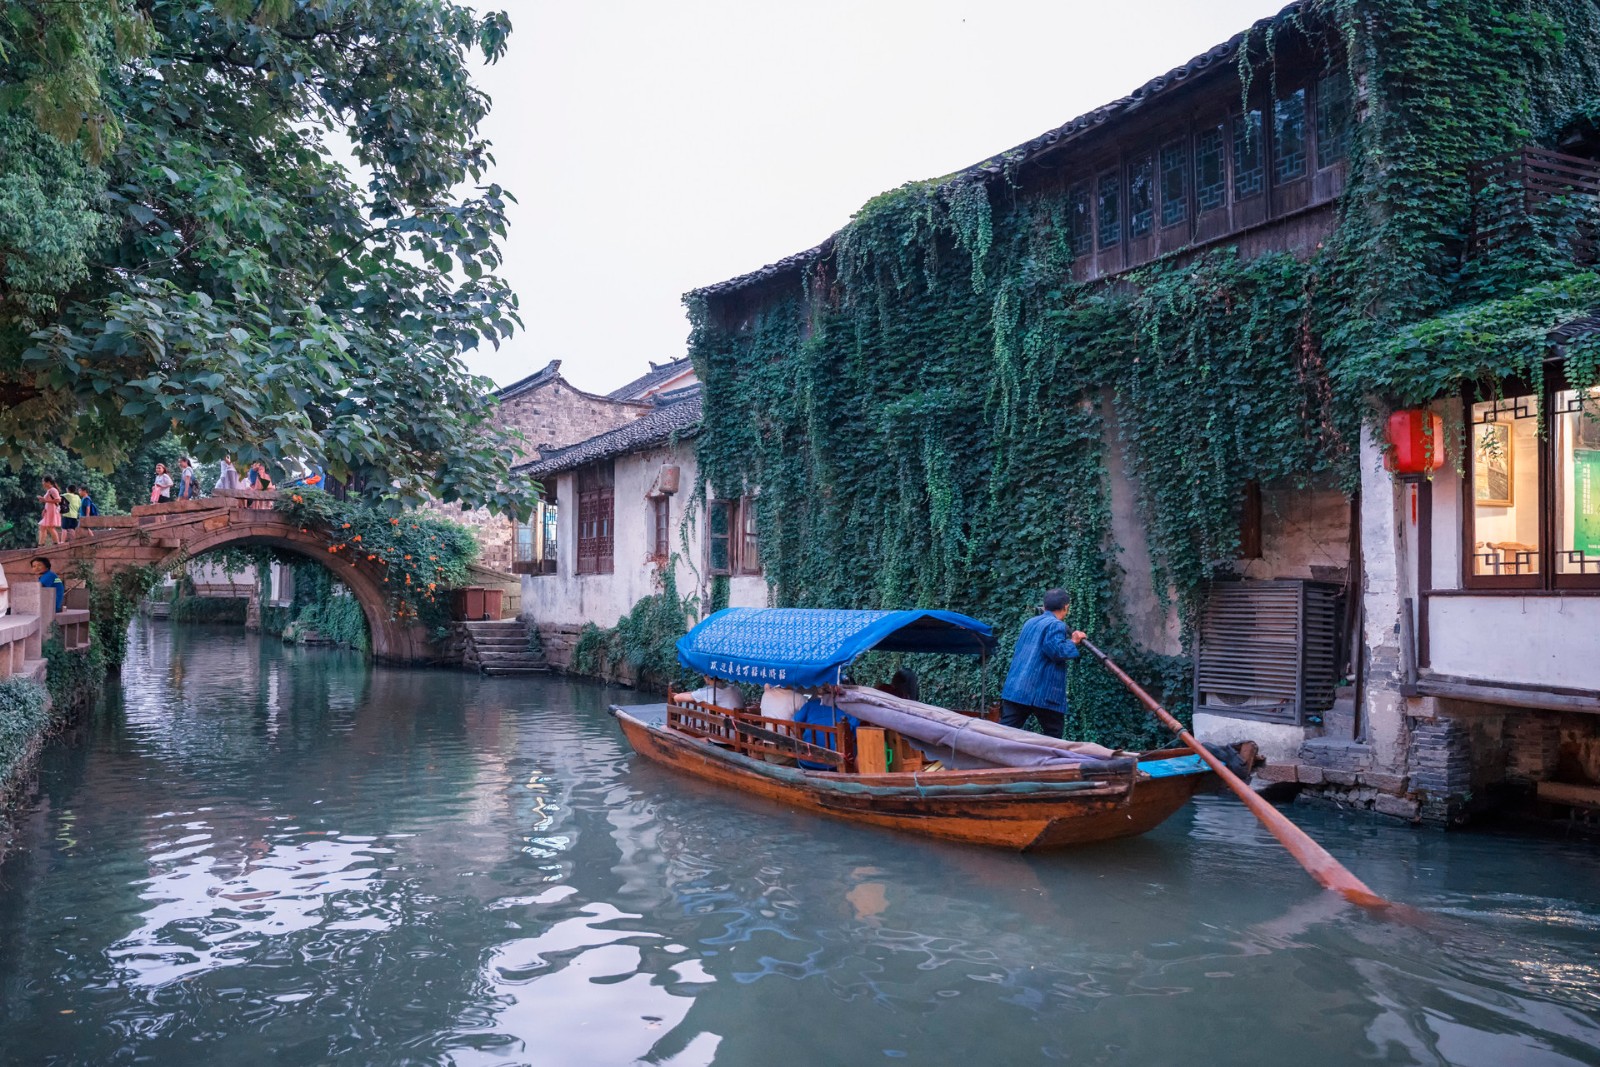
[{"xmin": 677, "ymin": 607, "xmax": 997, "ymax": 689}]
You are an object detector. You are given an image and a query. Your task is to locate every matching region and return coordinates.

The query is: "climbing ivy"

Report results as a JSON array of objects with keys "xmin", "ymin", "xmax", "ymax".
[
  {"xmin": 570, "ymin": 565, "xmax": 699, "ymax": 693},
  {"xmin": 687, "ymin": 1, "xmax": 1600, "ymax": 747},
  {"xmin": 79, "ymin": 562, "xmax": 161, "ymax": 665},
  {"xmin": 275, "ymin": 492, "xmax": 478, "ymax": 629}
]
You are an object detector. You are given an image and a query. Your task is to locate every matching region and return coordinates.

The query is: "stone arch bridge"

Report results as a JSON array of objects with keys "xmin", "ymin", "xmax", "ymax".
[{"xmin": 0, "ymin": 491, "xmax": 437, "ymax": 662}]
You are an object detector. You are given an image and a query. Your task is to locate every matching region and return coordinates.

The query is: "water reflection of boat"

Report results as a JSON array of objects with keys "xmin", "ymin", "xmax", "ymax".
[{"xmin": 612, "ymin": 608, "xmax": 1240, "ymax": 852}]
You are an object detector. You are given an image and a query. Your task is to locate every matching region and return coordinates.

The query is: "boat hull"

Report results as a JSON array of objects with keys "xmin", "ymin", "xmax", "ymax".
[{"xmin": 613, "ymin": 705, "xmax": 1214, "ymax": 851}]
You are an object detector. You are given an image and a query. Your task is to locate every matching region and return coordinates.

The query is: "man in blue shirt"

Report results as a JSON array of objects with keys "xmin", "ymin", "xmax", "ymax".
[
  {"xmin": 1000, "ymin": 588, "xmax": 1086, "ymax": 738},
  {"xmin": 30, "ymin": 557, "xmax": 65, "ymax": 612}
]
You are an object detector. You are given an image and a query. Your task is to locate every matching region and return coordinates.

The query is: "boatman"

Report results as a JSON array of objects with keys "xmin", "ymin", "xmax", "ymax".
[{"xmin": 1000, "ymin": 588, "xmax": 1086, "ymax": 738}]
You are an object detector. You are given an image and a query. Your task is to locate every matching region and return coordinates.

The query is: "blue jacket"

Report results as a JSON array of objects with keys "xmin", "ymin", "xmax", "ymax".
[
  {"xmin": 1001, "ymin": 611, "xmax": 1079, "ymax": 712},
  {"xmin": 37, "ymin": 570, "xmax": 64, "ymax": 612}
]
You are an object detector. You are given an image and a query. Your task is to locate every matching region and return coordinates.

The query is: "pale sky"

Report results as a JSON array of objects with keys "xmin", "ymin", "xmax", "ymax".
[{"xmin": 464, "ymin": 0, "xmax": 1285, "ymax": 395}]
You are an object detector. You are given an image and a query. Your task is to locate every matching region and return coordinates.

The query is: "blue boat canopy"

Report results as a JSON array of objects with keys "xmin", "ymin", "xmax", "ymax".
[{"xmin": 677, "ymin": 607, "xmax": 998, "ymax": 690}]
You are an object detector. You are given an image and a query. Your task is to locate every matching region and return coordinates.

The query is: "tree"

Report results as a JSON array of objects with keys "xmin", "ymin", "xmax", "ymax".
[{"xmin": 0, "ymin": 0, "xmax": 531, "ymax": 514}]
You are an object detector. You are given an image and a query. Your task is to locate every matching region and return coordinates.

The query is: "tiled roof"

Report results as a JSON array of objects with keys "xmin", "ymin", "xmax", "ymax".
[
  {"xmin": 1550, "ymin": 310, "xmax": 1600, "ymax": 342},
  {"xmin": 496, "ymin": 359, "xmax": 564, "ymax": 401},
  {"xmin": 687, "ymin": 0, "xmax": 1310, "ymax": 299},
  {"xmin": 608, "ymin": 357, "xmax": 695, "ymax": 400},
  {"xmin": 520, "ymin": 388, "xmax": 702, "ymax": 478}
]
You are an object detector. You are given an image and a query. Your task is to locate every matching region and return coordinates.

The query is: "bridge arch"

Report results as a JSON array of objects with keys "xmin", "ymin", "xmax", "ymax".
[
  {"xmin": 0, "ymin": 496, "xmax": 432, "ymax": 663},
  {"xmin": 167, "ymin": 526, "xmax": 427, "ymax": 663}
]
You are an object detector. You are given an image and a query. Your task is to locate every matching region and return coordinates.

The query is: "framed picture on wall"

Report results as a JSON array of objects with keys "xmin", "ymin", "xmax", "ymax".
[{"xmin": 1474, "ymin": 421, "xmax": 1513, "ymax": 507}]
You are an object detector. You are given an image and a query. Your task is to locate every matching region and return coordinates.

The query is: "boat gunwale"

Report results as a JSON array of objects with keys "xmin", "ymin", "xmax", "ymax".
[{"xmin": 609, "ymin": 703, "xmax": 1205, "ymax": 801}]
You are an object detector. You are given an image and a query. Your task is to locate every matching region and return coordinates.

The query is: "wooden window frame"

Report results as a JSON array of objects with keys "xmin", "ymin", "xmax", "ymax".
[
  {"xmin": 1462, "ymin": 373, "xmax": 1600, "ymax": 592},
  {"xmin": 708, "ymin": 496, "xmax": 762, "ymax": 577},
  {"xmin": 576, "ymin": 462, "xmax": 614, "ymax": 576},
  {"xmin": 650, "ymin": 494, "xmax": 670, "ymax": 561},
  {"xmin": 738, "ymin": 497, "xmax": 762, "ymax": 576}
]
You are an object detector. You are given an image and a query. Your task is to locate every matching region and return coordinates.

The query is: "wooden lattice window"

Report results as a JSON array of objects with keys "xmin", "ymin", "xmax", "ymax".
[
  {"xmin": 1067, "ymin": 181, "xmax": 1092, "ymax": 258},
  {"xmin": 1096, "ymin": 172, "xmax": 1121, "ymax": 249},
  {"xmin": 1233, "ymin": 110, "xmax": 1265, "ymax": 200},
  {"xmin": 1273, "ymin": 87, "xmax": 1308, "ymax": 184},
  {"xmin": 1316, "ymin": 72, "xmax": 1352, "ymax": 166},
  {"xmin": 1127, "ymin": 155, "xmax": 1154, "ymax": 238},
  {"xmin": 1195, "ymin": 123, "xmax": 1227, "ymax": 212},
  {"xmin": 1160, "ymin": 139, "xmax": 1189, "ymax": 227},
  {"xmin": 576, "ymin": 462, "xmax": 614, "ymax": 575}
]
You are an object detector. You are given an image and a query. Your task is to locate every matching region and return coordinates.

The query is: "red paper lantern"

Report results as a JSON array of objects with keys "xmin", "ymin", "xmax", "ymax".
[{"xmin": 1384, "ymin": 409, "xmax": 1445, "ymax": 474}]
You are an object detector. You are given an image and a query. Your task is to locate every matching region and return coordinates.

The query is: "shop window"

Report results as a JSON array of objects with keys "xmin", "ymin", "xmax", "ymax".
[
  {"xmin": 1464, "ymin": 381, "xmax": 1600, "ymax": 590},
  {"xmin": 1128, "ymin": 155, "xmax": 1154, "ymax": 238},
  {"xmin": 1273, "ymin": 88, "xmax": 1308, "ymax": 184},
  {"xmin": 1233, "ymin": 110, "xmax": 1265, "ymax": 200},
  {"xmin": 1194, "ymin": 123, "xmax": 1227, "ymax": 212},
  {"xmin": 1468, "ymin": 394, "xmax": 1540, "ymax": 583},
  {"xmin": 1555, "ymin": 388, "xmax": 1600, "ymax": 578},
  {"xmin": 1160, "ymin": 139, "xmax": 1188, "ymax": 227},
  {"xmin": 1096, "ymin": 172, "xmax": 1121, "ymax": 249},
  {"xmin": 576, "ymin": 462, "xmax": 614, "ymax": 575}
]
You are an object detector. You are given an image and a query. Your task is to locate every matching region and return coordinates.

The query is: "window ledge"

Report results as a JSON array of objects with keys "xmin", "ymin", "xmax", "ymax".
[
  {"xmin": 1415, "ymin": 672, "xmax": 1600, "ymax": 714},
  {"xmin": 1425, "ymin": 588, "xmax": 1600, "ymax": 598}
]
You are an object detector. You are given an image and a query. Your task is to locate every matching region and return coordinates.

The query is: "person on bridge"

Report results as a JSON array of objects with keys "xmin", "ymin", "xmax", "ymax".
[
  {"xmin": 36, "ymin": 477, "xmax": 62, "ymax": 545},
  {"xmin": 246, "ymin": 462, "xmax": 274, "ymax": 507},
  {"xmin": 30, "ymin": 558, "xmax": 64, "ymax": 612},
  {"xmin": 74, "ymin": 485, "xmax": 97, "ymax": 538},
  {"xmin": 177, "ymin": 458, "xmax": 197, "ymax": 500},
  {"xmin": 999, "ymin": 588, "xmax": 1087, "ymax": 739},
  {"xmin": 151, "ymin": 463, "xmax": 173, "ymax": 503},
  {"xmin": 216, "ymin": 457, "xmax": 240, "ymax": 492},
  {"xmin": 60, "ymin": 485, "xmax": 81, "ymax": 542}
]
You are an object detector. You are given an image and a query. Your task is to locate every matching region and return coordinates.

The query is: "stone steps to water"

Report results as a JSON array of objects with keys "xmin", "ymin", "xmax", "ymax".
[{"xmin": 461, "ymin": 616, "xmax": 548, "ymax": 675}]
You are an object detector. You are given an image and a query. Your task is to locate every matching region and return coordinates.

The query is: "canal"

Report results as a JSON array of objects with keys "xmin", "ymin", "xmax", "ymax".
[{"xmin": 1, "ymin": 621, "xmax": 1598, "ymax": 1066}]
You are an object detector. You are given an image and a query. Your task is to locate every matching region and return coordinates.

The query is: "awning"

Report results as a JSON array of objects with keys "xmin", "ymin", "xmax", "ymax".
[{"xmin": 677, "ymin": 607, "xmax": 997, "ymax": 690}]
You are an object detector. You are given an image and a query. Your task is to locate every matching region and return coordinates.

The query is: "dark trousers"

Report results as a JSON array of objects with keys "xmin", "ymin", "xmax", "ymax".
[{"xmin": 1001, "ymin": 699, "xmax": 1064, "ymax": 739}]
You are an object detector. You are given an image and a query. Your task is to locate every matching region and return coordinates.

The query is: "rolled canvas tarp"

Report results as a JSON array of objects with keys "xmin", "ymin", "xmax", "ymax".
[{"xmin": 834, "ymin": 687, "xmax": 1130, "ymax": 772}]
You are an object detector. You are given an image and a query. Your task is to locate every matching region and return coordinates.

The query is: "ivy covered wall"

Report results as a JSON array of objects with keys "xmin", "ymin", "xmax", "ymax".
[{"xmin": 686, "ymin": 1, "xmax": 1600, "ymax": 746}]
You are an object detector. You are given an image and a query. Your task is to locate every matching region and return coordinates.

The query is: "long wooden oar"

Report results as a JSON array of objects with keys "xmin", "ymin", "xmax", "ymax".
[{"xmin": 1082, "ymin": 639, "xmax": 1390, "ymax": 911}]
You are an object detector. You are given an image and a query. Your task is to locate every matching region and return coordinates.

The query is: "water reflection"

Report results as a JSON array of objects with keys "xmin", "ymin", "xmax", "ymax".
[{"xmin": 0, "ymin": 621, "xmax": 1597, "ymax": 1066}]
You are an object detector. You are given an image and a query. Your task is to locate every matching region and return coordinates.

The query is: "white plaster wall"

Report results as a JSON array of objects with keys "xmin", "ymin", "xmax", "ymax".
[
  {"xmin": 1239, "ymin": 480, "xmax": 1350, "ymax": 583},
  {"xmin": 1194, "ymin": 710, "xmax": 1308, "ymax": 763},
  {"xmin": 1358, "ymin": 422, "xmax": 1412, "ymax": 774},
  {"xmin": 521, "ymin": 445, "xmax": 770, "ymax": 630},
  {"xmin": 1428, "ymin": 596, "xmax": 1600, "ymax": 690}
]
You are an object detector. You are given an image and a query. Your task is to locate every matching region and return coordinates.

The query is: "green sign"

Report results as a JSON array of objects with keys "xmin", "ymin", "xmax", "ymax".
[{"xmin": 1576, "ymin": 449, "xmax": 1600, "ymax": 556}]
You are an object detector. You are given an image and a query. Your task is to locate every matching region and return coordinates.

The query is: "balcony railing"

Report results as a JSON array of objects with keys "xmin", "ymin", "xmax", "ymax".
[{"xmin": 1468, "ymin": 145, "xmax": 1600, "ymax": 264}]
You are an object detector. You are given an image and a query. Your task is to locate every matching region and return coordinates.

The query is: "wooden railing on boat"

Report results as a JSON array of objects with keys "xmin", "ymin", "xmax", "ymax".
[{"xmin": 667, "ymin": 700, "xmax": 858, "ymax": 771}]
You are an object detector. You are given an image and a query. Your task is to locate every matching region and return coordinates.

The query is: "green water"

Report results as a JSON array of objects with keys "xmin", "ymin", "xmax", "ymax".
[{"xmin": 1, "ymin": 621, "xmax": 1597, "ymax": 1066}]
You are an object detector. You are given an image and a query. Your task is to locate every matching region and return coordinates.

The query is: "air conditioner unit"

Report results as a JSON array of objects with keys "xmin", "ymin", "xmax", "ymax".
[{"xmin": 1194, "ymin": 579, "xmax": 1340, "ymax": 725}]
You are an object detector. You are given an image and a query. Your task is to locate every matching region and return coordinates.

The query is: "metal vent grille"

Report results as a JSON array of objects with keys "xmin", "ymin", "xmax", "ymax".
[{"xmin": 1195, "ymin": 580, "xmax": 1341, "ymax": 725}]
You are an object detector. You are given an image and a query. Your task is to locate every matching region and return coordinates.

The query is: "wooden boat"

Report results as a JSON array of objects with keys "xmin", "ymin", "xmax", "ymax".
[{"xmin": 610, "ymin": 608, "xmax": 1242, "ymax": 852}]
